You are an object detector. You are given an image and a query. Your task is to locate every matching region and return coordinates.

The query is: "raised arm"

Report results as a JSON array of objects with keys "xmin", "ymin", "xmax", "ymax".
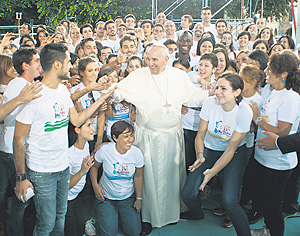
[{"xmin": 0, "ymin": 81, "xmax": 42, "ymax": 121}]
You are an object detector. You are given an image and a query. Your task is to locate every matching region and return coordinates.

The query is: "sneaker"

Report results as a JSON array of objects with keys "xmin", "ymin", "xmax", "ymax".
[
  {"xmin": 283, "ymin": 211, "xmax": 297, "ymax": 220},
  {"xmin": 213, "ymin": 205, "xmax": 226, "ymax": 216},
  {"xmin": 180, "ymin": 211, "xmax": 204, "ymax": 220},
  {"xmin": 85, "ymin": 218, "xmax": 96, "ymax": 236},
  {"xmin": 251, "ymin": 225, "xmax": 270, "ymax": 236},
  {"xmin": 222, "ymin": 214, "xmax": 233, "ymax": 228},
  {"xmin": 247, "ymin": 210, "xmax": 263, "ymax": 225}
]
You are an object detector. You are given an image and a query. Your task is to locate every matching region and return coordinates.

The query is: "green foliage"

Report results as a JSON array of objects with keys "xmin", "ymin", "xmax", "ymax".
[{"xmin": 0, "ymin": 0, "xmax": 294, "ymax": 28}]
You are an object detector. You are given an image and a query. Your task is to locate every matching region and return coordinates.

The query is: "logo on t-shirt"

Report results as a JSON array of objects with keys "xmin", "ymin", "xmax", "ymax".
[
  {"xmin": 113, "ymin": 162, "xmax": 129, "ymax": 175},
  {"xmin": 44, "ymin": 102, "xmax": 69, "ymax": 132},
  {"xmin": 214, "ymin": 120, "xmax": 231, "ymax": 138}
]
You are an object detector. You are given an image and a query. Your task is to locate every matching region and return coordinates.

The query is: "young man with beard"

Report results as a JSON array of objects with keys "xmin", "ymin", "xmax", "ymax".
[
  {"xmin": 101, "ymin": 20, "xmax": 120, "ymax": 53},
  {"xmin": 13, "ymin": 43, "xmax": 114, "ymax": 235}
]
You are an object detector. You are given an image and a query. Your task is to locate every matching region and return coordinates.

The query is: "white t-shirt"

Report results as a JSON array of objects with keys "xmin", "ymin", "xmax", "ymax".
[
  {"xmin": 101, "ymin": 39, "xmax": 120, "ymax": 54},
  {"xmin": 0, "ymin": 77, "xmax": 29, "ymax": 154},
  {"xmin": 243, "ymin": 92, "xmax": 264, "ymax": 148},
  {"xmin": 200, "ymin": 96, "xmax": 253, "ymax": 151},
  {"xmin": 16, "ymin": 84, "xmax": 74, "ymax": 172},
  {"xmin": 255, "ymin": 88, "xmax": 300, "ymax": 170},
  {"xmin": 0, "ymin": 84, "xmax": 7, "ymax": 140},
  {"xmin": 95, "ymin": 142, "xmax": 144, "ymax": 200},
  {"xmin": 204, "ymin": 24, "xmax": 217, "ymax": 38},
  {"xmin": 168, "ymin": 52, "xmax": 200, "ymax": 72},
  {"xmin": 68, "ymin": 142, "xmax": 90, "ymax": 200},
  {"xmin": 70, "ymin": 82, "xmax": 100, "ymax": 135},
  {"xmin": 181, "ymin": 71, "xmax": 203, "ymax": 131}
]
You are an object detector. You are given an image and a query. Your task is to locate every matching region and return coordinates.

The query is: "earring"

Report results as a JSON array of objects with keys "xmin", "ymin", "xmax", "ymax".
[
  {"xmin": 235, "ymin": 97, "xmax": 238, "ymax": 103},
  {"xmin": 282, "ymin": 79, "xmax": 286, "ymax": 83}
]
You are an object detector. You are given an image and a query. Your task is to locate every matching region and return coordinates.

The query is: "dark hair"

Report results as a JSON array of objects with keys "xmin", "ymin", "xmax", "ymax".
[
  {"xmin": 80, "ymin": 37, "xmax": 95, "ymax": 49},
  {"xmin": 240, "ymin": 64, "xmax": 265, "ymax": 89},
  {"xmin": 100, "ymin": 46, "xmax": 113, "ymax": 56},
  {"xmin": 80, "ymin": 23, "xmax": 93, "ymax": 34},
  {"xmin": 120, "ymin": 34, "xmax": 136, "ymax": 48},
  {"xmin": 68, "ymin": 120, "xmax": 87, "ymax": 147},
  {"xmin": 22, "ymin": 23, "xmax": 32, "ymax": 32},
  {"xmin": 219, "ymin": 72, "xmax": 244, "ymax": 105},
  {"xmin": 106, "ymin": 54, "xmax": 117, "ymax": 64},
  {"xmin": 213, "ymin": 48, "xmax": 229, "ymax": 70},
  {"xmin": 200, "ymin": 52, "xmax": 218, "ymax": 68},
  {"xmin": 201, "ymin": 31, "xmax": 215, "ymax": 42},
  {"xmin": 20, "ymin": 34, "xmax": 34, "ymax": 45},
  {"xmin": 182, "ymin": 14, "xmax": 193, "ymax": 26},
  {"xmin": 257, "ymin": 27, "xmax": 274, "ymax": 47},
  {"xmin": 252, "ymin": 39, "xmax": 269, "ymax": 52},
  {"xmin": 164, "ymin": 39, "xmax": 177, "ymax": 46},
  {"xmin": 23, "ymin": 38, "xmax": 35, "ymax": 46},
  {"xmin": 215, "ymin": 43, "xmax": 226, "ymax": 50},
  {"xmin": 78, "ymin": 56, "xmax": 98, "ymax": 77},
  {"xmin": 99, "ymin": 66, "xmax": 116, "ymax": 78},
  {"xmin": 268, "ymin": 43, "xmax": 285, "ymax": 56},
  {"xmin": 278, "ymin": 35, "xmax": 295, "ymax": 50},
  {"xmin": 60, "ymin": 19, "xmax": 71, "ymax": 34},
  {"xmin": 127, "ymin": 55, "xmax": 143, "ymax": 67},
  {"xmin": 124, "ymin": 14, "xmax": 136, "ymax": 22},
  {"xmin": 248, "ymin": 50, "xmax": 269, "ymax": 70},
  {"xmin": 53, "ymin": 32, "xmax": 66, "ymax": 43},
  {"xmin": 237, "ymin": 31, "xmax": 251, "ymax": 40},
  {"xmin": 243, "ymin": 23, "xmax": 259, "ymax": 35},
  {"xmin": 115, "ymin": 16, "xmax": 123, "ymax": 21},
  {"xmin": 216, "ymin": 19, "xmax": 227, "ymax": 27},
  {"xmin": 13, "ymin": 47, "xmax": 38, "ymax": 75},
  {"xmin": 141, "ymin": 20, "xmax": 154, "ymax": 29},
  {"xmin": 104, "ymin": 20, "xmax": 115, "ymax": 30},
  {"xmin": 111, "ymin": 120, "xmax": 134, "ymax": 142},
  {"xmin": 70, "ymin": 52, "xmax": 79, "ymax": 65},
  {"xmin": 35, "ymin": 29, "xmax": 49, "ymax": 48},
  {"xmin": 228, "ymin": 60, "xmax": 238, "ymax": 72},
  {"xmin": 118, "ymin": 23, "xmax": 127, "ymax": 29},
  {"xmin": 196, "ymin": 37, "xmax": 215, "ymax": 56},
  {"xmin": 40, "ymin": 43, "xmax": 68, "ymax": 72},
  {"xmin": 154, "ymin": 23, "xmax": 164, "ymax": 30},
  {"xmin": 172, "ymin": 57, "xmax": 191, "ymax": 69},
  {"xmin": 269, "ymin": 53, "xmax": 300, "ymax": 93}
]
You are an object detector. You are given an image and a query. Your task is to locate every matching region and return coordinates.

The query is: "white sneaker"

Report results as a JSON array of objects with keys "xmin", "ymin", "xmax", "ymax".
[
  {"xmin": 251, "ymin": 225, "xmax": 270, "ymax": 236},
  {"xmin": 85, "ymin": 218, "xmax": 96, "ymax": 236}
]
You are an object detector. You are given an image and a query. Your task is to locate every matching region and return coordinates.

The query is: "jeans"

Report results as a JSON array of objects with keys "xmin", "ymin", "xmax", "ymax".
[
  {"xmin": 28, "ymin": 167, "xmax": 69, "ymax": 236},
  {"xmin": 183, "ymin": 129, "xmax": 197, "ymax": 174},
  {"xmin": 0, "ymin": 151, "xmax": 30, "ymax": 236},
  {"xmin": 251, "ymin": 158, "xmax": 293, "ymax": 236},
  {"xmin": 96, "ymin": 194, "xmax": 141, "ymax": 236},
  {"xmin": 182, "ymin": 145, "xmax": 251, "ymax": 236}
]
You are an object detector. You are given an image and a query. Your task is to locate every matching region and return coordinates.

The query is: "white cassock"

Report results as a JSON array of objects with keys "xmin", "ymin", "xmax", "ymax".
[{"xmin": 114, "ymin": 66, "xmax": 208, "ymax": 227}]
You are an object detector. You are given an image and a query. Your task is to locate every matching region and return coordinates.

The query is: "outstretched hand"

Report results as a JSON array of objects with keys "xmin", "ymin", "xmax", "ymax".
[
  {"xmin": 255, "ymin": 130, "xmax": 278, "ymax": 151},
  {"xmin": 188, "ymin": 157, "xmax": 205, "ymax": 172},
  {"xmin": 199, "ymin": 169, "xmax": 215, "ymax": 191},
  {"xmin": 17, "ymin": 81, "xmax": 43, "ymax": 104}
]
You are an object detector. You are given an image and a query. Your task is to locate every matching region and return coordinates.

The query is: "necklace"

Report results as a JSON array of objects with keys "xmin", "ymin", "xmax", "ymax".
[{"xmin": 150, "ymin": 70, "xmax": 171, "ymax": 111}]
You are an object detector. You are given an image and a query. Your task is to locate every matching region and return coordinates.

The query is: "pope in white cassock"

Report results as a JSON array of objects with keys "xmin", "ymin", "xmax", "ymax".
[{"xmin": 113, "ymin": 45, "xmax": 209, "ymax": 229}]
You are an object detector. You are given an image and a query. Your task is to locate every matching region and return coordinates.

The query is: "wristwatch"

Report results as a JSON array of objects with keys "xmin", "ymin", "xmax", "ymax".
[
  {"xmin": 15, "ymin": 173, "xmax": 27, "ymax": 182},
  {"xmin": 254, "ymin": 116, "xmax": 262, "ymax": 125}
]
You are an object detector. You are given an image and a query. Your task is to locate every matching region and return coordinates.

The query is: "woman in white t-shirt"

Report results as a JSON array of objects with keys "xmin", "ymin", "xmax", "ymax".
[
  {"xmin": 181, "ymin": 72, "xmax": 253, "ymax": 236},
  {"xmin": 90, "ymin": 121, "xmax": 144, "ymax": 236},
  {"xmin": 249, "ymin": 53, "xmax": 300, "ymax": 235},
  {"xmin": 65, "ymin": 118, "xmax": 95, "ymax": 236}
]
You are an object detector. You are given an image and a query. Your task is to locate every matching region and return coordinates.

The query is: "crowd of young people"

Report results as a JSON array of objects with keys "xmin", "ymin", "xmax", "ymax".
[{"xmin": 1, "ymin": 6, "xmax": 300, "ymax": 236}]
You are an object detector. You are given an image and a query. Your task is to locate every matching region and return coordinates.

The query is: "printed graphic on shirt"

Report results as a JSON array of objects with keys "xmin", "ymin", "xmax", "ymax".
[
  {"xmin": 260, "ymin": 100, "xmax": 270, "ymax": 123},
  {"xmin": 113, "ymin": 162, "xmax": 129, "ymax": 175},
  {"xmin": 212, "ymin": 120, "xmax": 231, "ymax": 139},
  {"xmin": 84, "ymin": 99, "xmax": 92, "ymax": 108},
  {"xmin": 44, "ymin": 102, "xmax": 69, "ymax": 132}
]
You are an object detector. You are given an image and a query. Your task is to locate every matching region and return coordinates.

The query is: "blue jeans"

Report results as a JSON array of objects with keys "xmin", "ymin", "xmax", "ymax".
[
  {"xmin": 96, "ymin": 194, "xmax": 141, "ymax": 236},
  {"xmin": 28, "ymin": 167, "xmax": 69, "ymax": 236},
  {"xmin": 182, "ymin": 145, "xmax": 251, "ymax": 236}
]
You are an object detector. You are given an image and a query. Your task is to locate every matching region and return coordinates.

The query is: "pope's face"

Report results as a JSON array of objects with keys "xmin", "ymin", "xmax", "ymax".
[{"xmin": 146, "ymin": 47, "xmax": 169, "ymax": 75}]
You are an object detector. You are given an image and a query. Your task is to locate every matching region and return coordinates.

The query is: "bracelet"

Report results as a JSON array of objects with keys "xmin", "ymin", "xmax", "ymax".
[
  {"xmin": 196, "ymin": 152, "xmax": 203, "ymax": 156},
  {"xmin": 136, "ymin": 197, "xmax": 142, "ymax": 200},
  {"xmin": 254, "ymin": 116, "xmax": 262, "ymax": 125}
]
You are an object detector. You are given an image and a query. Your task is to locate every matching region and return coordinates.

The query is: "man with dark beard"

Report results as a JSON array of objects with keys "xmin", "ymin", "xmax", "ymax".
[{"xmin": 13, "ymin": 43, "xmax": 115, "ymax": 235}]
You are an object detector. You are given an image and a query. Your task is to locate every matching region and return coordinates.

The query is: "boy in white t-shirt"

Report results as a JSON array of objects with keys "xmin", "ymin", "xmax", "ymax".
[{"xmin": 13, "ymin": 43, "xmax": 115, "ymax": 235}]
